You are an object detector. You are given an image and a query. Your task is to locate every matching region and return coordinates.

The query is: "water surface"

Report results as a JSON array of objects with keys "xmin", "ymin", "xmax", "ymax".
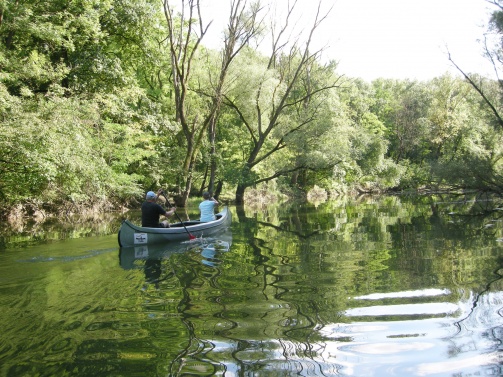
[{"xmin": 0, "ymin": 195, "xmax": 502, "ymax": 376}]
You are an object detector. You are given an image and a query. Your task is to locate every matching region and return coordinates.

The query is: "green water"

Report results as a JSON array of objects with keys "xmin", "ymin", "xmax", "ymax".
[{"xmin": 0, "ymin": 195, "xmax": 502, "ymax": 376}]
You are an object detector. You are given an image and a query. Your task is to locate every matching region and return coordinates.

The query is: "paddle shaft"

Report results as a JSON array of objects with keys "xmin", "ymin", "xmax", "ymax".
[{"xmin": 160, "ymin": 191, "xmax": 196, "ymax": 240}]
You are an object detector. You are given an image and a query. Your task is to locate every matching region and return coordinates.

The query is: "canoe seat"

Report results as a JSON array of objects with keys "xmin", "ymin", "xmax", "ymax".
[
  {"xmin": 171, "ymin": 221, "xmax": 202, "ymax": 227},
  {"xmin": 170, "ymin": 213, "xmax": 223, "ymax": 228}
]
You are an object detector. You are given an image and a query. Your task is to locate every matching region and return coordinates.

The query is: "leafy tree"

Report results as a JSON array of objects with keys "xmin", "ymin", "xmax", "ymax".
[
  {"xmin": 439, "ymin": 1, "xmax": 503, "ymax": 193},
  {"xmin": 222, "ymin": 1, "xmax": 342, "ymax": 203},
  {"xmin": 0, "ymin": 0, "xmax": 172, "ymax": 213},
  {"xmin": 0, "ymin": 84, "xmax": 161, "ymax": 210},
  {"xmin": 429, "ymin": 78, "xmax": 503, "ymax": 191},
  {"xmin": 426, "ymin": 75, "xmax": 472, "ymax": 160},
  {"xmin": 0, "ymin": 0, "xmax": 165, "ymax": 94},
  {"xmin": 325, "ymin": 79, "xmax": 402, "ymax": 192},
  {"xmin": 161, "ymin": 0, "xmax": 262, "ymax": 206}
]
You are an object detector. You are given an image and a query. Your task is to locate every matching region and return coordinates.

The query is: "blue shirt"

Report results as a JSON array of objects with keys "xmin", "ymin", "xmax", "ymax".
[{"xmin": 199, "ymin": 200, "xmax": 216, "ymax": 222}]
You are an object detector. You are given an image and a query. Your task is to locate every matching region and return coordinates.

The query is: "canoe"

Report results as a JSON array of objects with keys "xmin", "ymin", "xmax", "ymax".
[{"xmin": 118, "ymin": 206, "xmax": 231, "ymax": 247}]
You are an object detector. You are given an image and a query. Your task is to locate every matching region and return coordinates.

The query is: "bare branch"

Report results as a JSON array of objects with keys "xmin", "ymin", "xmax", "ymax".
[
  {"xmin": 222, "ymin": 94, "xmax": 258, "ymax": 144},
  {"xmin": 482, "ymin": 33, "xmax": 503, "ymax": 95},
  {"xmin": 269, "ymin": 0, "xmax": 299, "ymax": 69},
  {"xmin": 485, "ymin": 0, "xmax": 503, "ymax": 11},
  {"xmin": 253, "ymin": 164, "xmax": 306, "ymax": 185},
  {"xmin": 448, "ymin": 51, "xmax": 503, "ymax": 129}
]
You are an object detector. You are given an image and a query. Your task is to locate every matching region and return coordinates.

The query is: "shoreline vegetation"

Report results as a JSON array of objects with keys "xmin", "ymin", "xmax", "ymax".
[
  {"xmin": 2, "ymin": 188, "xmax": 502, "ymax": 251},
  {"xmin": 1, "ymin": 1, "xmax": 503, "ymax": 230},
  {"xmin": 1, "ymin": 186, "xmax": 496, "ymax": 230}
]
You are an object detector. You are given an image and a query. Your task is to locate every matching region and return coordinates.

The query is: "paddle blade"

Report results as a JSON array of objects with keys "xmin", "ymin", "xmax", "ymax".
[{"xmin": 189, "ymin": 234, "xmax": 196, "ymax": 240}]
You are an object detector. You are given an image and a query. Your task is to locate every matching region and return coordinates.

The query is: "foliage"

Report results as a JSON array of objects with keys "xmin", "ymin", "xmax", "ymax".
[
  {"xmin": 1, "ymin": 0, "xmax": 503, "ymax": 216},
  {"xmin": 0, "ymin": 0, "xmax": 174, "ymax": 214},
  {"xmin": 0, "ymin": 84, "xmax": 162, "ymax": 210}
]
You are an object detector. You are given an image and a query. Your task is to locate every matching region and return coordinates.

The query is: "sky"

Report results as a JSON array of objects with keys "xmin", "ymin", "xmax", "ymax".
[{"xmin": 200, "ymin": 0, "xmax": 499, "ymax": 82}]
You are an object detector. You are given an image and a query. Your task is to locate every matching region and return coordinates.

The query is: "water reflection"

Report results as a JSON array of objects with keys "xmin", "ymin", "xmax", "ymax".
[
  {"xmin": 0, "ymin": 195, "xmax": 502, "ymax": 376},
  {"xmin": 164, "ymin": 197, "xmax": 503, "ymax": 376},
  {"xmin": 118, "ymin": 233, "xmax": 232, "ymax": 272}
]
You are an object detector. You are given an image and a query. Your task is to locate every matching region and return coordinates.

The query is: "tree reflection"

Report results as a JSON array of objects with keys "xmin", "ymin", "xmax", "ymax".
[
  {"xmin": 165, "ymin": 197, "xmax": 503, "ymax": 375},
  {"xmin": 2, "ymin": 196, "xmax": 502, "ymax": 376}
]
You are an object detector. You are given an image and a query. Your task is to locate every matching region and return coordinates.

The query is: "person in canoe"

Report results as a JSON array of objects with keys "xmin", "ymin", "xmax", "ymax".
[
  {"xmin": 141, "ymin": 190, "xmax": 177, "ymax": 228},
  {"xmin": 199, "ymin": 191, "xmax": 219, "ymax": 222}
]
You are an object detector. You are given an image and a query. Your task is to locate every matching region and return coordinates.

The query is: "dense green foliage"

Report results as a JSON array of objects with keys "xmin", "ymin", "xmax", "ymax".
[{"xmin": 1, "ymin": 0, "xmax": 503, "ymax": 216}]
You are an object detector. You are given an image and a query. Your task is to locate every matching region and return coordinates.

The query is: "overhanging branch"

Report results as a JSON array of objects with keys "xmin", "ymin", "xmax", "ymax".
[{"xmin": 448, "ymin": 52, "xmax": 503, "ymax": 129}]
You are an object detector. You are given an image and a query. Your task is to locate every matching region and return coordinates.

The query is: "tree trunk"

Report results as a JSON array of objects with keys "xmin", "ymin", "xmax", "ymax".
[
  {"xmin": 199, "ymin": 165, "xmax": 209, "ymax": 196},
  {"xmin": 291, "ymin": 170, "xmax": 299, "ymax": 185},
  {"xmin": 214, "ymin": 180, "xmax": 223, "ymax": 199},
  {"xmin": 208, "ymin": 119, "xmax": 217, "ymax": 193},
  {"xmin": 174, "ymin": 161, "xmax": 194, "ymax": 207},
  {"xmin": 235, "ymin": 184, "xmax": 247, "ymax": 204}
]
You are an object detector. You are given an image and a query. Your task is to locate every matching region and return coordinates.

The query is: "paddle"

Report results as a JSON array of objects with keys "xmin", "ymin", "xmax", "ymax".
[{"xmin": 160, "ymin": 190, "xmax": 196, "ymax": 240}]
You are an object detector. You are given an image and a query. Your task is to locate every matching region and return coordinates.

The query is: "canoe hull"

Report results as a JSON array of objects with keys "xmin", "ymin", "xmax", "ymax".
[{"xmin": 118, "ymin": 206, "xmax": 231, "ymax": 247}]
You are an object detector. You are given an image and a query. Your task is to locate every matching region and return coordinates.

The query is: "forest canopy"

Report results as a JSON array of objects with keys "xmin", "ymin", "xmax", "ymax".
[{"xmin": 1, "ymin": 0, "xmax": 503, "ymax": 217}]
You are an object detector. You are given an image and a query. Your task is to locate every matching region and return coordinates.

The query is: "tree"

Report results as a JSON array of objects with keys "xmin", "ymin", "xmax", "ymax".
[
  {"xmin": 327, "ymin": 79, "xmax": 402, "ymax": 192},
  {"xmin": 0, "ymin": 85, "xmax": 159, "ymax": 208},
  {"xmin": 222, "ymin": 1, "xmax": 341, "ymax": 203},
  {"xmin": 0, "ymin": 0, "xmax": 171, "ymax": 212},
  {"xmin": 202, "ymin": 1, "xmax": 264, "ymax": 195},
  {"xmin": 162, "ymin": 0, "xmax": 263, "ymax": 206},
  {"xmin": 442, "ymin": 1, "xmax": 503, "ymax": 193},
  {"xmin": 0, "ymin": 0, "xmax": 162, "ymax": 94}
]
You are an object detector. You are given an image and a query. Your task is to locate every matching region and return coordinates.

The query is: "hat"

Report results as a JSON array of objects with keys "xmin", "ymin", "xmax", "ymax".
[{"xmin": 146, "ymin": 191, "xmax": 156, "ymax": 200}]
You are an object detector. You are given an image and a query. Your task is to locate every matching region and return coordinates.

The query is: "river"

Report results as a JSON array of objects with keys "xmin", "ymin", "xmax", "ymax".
[{"xmin": 0, "ymin": 194, "xmax": 502, "ymax": 376}]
